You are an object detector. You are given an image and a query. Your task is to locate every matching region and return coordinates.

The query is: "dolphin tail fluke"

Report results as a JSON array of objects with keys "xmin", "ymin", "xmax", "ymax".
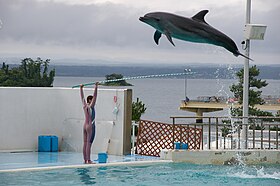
[{"xmin": 237, "ymin": 52, "xmax": 254, "ymax": 61}]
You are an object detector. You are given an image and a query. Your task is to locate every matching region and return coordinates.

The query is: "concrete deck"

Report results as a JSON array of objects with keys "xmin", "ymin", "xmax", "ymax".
[
  {"xmin": 160, "ymin": 149, "xmax": 280, "ymax": 165},
  {"xmin": 0, "ymin": 152, "xmax": 169, "ymax": 173}
]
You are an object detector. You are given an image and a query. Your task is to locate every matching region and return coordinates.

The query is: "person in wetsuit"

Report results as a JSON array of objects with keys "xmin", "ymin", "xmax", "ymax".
[{"xmin": 80, "ymin": 82, "xmax": 98, "ymax": 164}]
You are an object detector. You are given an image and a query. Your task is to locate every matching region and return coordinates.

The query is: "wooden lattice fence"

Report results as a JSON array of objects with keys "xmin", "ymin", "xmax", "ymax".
[{"xmin": 136, "ymin": 120, "xmax": 202, "ymax": 157}]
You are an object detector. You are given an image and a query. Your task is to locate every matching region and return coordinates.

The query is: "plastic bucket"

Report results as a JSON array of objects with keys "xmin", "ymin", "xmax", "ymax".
[
  {"xmin": 174, "ymin": 142, "xmax": 181, "ymax": 150},
  {"xmin": 38, "ymin": 135, "xmax": 59, "ymax": 152},
  {"xmin": 38, "ymin": 136, "xmax": 51, "ymax": 152},
  {"xmin": 51, "ymin": 136, "xmax": 58, "ymax": 152},
  {"xmin": 98, "ymin": 153, "xmax": 108, "ymax": 163},
  {"xmin": 182, "ymin": 143, "xmax": 188, "ymax": 150}
]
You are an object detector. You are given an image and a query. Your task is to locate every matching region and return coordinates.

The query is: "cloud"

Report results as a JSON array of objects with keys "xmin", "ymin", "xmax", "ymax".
[
  {"xmin": 0, "ymin": 1, "xmax": 141, "ymax": 46},
  {"xmin": 0, "ymin": 0, "xmax": 279, "ymax": 64}
]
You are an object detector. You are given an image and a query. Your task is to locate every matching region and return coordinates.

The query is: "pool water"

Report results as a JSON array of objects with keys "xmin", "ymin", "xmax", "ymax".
[{"xmin": 1, "ymin": 163, "xmax": 279, "ymax": 186}]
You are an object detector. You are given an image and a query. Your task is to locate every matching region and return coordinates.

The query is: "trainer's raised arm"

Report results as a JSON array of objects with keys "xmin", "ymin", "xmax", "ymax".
[{"xmin": 80, "ymin": 84, "xmax": 86, "ymax": 105}]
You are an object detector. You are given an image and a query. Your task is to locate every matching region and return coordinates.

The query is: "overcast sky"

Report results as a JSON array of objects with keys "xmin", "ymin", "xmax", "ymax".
[{"xmin": 0, "ymin": 0, "xmax": 279, "ymax": 65}]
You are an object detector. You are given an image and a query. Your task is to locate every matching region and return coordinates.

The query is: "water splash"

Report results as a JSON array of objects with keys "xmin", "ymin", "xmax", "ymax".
[
  {"xmin": 235, "ymin": 151, "xmax": 247, "ymax": 166},
  {"xmin": 215, "ymin": 63, "xmax": 236, "ymax": 98},
  {"xmin": 255, "ymin": 167, "xmax": 280, "ymax": 180},
  {"xmin": 229, "ymin": 166, "xmax": 280, "ymax": 180},
  {"xmin": 214, "ymin": 63, "xmax": 240, "ymax": 149},
  {"xmin": 226, "ymin": 97, "xmax": 241, "ymax": 149}
]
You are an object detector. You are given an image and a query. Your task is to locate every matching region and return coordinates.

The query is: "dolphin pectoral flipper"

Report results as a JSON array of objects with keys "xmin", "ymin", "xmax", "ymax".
[
  {"xmin": 154, "ymin": 30, "xmax": 162, "ymax": 45},
  {"xmin": 165, "ymin": 32, "xmax": 175, "ymax": 46},
  {"xmin": 191, "ymin": 10, "xmax": 209, "ymax": 24}
]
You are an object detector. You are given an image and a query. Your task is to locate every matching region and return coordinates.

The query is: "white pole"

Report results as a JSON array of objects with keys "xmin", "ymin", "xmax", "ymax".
[
  {"xmin": 184, "ymin": 69, "xmax": 187, "ymax": 99},
  {"xmin": 0, "ymin": 19, "xmax": 3, "ymax": 29},
  {"xmin": 132, "ymin": 121, "xmax": 136, "ymax": 154},
  {"xmin": 241, "ymin": 0, "xmax": 251, "ymax": 149}
]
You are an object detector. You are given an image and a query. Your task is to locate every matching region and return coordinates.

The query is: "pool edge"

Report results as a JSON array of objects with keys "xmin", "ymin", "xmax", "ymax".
[{"xmin": 0, "ymin": 160, "xmax": 173, "ymax": 173}]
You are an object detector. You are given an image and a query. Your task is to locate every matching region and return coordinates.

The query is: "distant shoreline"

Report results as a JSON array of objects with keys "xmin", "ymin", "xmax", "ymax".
[
  {"xmin": 3, "ymin": 63, "xmax": 280, "ymax": 79},
  {"xmin": 52, "ymin": 65, "xmax": 280, "ymax": 80}
]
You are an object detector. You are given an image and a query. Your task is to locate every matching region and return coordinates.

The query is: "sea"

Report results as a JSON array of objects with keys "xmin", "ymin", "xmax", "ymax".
[{"xmin": 54, "ymin": 77, "xmax": 280, "ymax": 123}]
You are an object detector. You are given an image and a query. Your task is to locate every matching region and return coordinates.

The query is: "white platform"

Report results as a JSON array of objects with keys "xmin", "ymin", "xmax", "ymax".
[{"xmin": 160, "ymin": 149, "xmax": 280, "ymax": 165}]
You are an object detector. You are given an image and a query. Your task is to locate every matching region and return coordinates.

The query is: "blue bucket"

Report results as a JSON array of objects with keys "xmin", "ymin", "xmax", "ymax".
[
  {"xmin": 51, "ymin": 136, "xmax": 58, "ymax": 152},
  {"xmin": 182, "ymin": 143, "xmax": 188, "ymax": 150},
  {"xmin": 174, "ymin": 142, "xmax": 181, "ymax": 150},
  {"xmin": 38, "ymin": 136, "xmax": 51, "ymax": 152},
  {"xmin": 38, "ymin": 135, "xmax": 59, "ymax": 152},
  {"xmin": 98, "ymin": 153, "xmax": 108, "ymax": 163}
]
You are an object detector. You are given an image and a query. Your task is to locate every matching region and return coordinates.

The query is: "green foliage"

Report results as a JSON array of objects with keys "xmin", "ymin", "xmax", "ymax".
[
  {"xmin": 249, "ymin": 124, "xmax": 265, "ymax": 130},
  {"xmin": 229, "ymin": 65, "xmax": 276, "ymax": 130},
  {"xmin": 220, "ymin": 119, "xmax": 241, "ymax": 137},
  {"xmin": 275, "ymin": 113, "xmax": 280, "ymax": 122},
  {"xmin": 230, "ymin": 65, "xmax": 268, "ymax": 106},
  {"xmin": 230, "ymin": 106, "xmax": 274, "ymax": 120},
  {"xmin": 269, "ymin": 126, "xmax": 280, "ymax": 131},
  {"xmin": 0, "ymin": 57, "xmax": 55, "ymax": 87},
  {"xmin": 229, "ymin": 65, "xmax": 272, "ymax": 117},
  {"xmin": 132, "ymin": 97, "xmax": 147, "ymax": 122},
  {"xmin": 221, "ymin": 119, "xmax": 230, "ymax": 137},
  {"xmin": 104, "ymin": 73, "xmax": 132, "ymax": 86},
  {"xmin": 221, "ymin": 126, "xmax": 230, "ymax": 137}
]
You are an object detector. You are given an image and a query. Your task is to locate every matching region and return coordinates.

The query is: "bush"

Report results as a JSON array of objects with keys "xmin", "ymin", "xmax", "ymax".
[
  {"xmin": 132, "ymin": 97, "xmax": 147, "ymax": 122},
  {"xmin": 104, "ymin": 73, "xmax": 132, "ymax": 86},
  {"xmin": 0, "ymin": 57, "xmax": 55, "ymax": 87}
]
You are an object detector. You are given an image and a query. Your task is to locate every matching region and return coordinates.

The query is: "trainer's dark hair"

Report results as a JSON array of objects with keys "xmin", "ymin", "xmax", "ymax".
[{"xmin": 87, "ymin": 95, "xmax": 93, "ymax": 103}]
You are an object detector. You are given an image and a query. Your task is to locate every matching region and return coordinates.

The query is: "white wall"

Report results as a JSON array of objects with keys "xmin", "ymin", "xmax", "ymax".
[{"xmin": 0, "ymin": 87, "xmax": 132, "ymax": 155}]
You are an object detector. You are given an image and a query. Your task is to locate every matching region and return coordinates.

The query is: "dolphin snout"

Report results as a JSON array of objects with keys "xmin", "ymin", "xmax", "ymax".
[{"xmin": 139, "ymin": 16, "xmax": 146, "ymax": 22}]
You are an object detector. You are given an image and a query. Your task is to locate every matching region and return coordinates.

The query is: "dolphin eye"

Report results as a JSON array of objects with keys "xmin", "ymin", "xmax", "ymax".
[{"xmin": 155, "ymin": 18, "xmax": 160, "ymax": 21}]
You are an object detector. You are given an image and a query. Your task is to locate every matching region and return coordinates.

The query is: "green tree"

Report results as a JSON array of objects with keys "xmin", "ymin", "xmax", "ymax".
[
  {"xmin": 132, "ymin": 97, "xmax": 147, "ymax": 122},
  {"xmin": 0, "ymin": 57, "xmax": 55, "ymax": 87},
  {"xmin": 104, "ymin": 73, "xmax": 132, "ymax": 86},
  {"xmin": 229, "ymin": 65, "xmax": 273, "ymax": 130},
  {"xmin": 131, "ymin": 97, "xmax": 147, "ymax": 139},
  {"xmin": 230, "ymin": 65, "xmax": 272, "ymax": 117},
  {"xmin": 230, "ymin": 65, "xmax": 267, "ymax": 106}
]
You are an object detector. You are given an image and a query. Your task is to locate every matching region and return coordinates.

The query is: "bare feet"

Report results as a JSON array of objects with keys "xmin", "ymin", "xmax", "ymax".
[{"xmin": 85, "ymin": 160, "xmax": 95, "ymax": 164}]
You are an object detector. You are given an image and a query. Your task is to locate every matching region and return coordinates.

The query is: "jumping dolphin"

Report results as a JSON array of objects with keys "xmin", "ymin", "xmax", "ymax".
[{"xmin": 139, "ymin": 10, "xmax": 252, "ymax": 60}]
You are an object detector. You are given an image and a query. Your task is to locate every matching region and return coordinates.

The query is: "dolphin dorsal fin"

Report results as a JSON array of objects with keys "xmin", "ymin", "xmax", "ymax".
[{"xmin": 192, "ymin": 10, "xmax": 209, "ymax": 24}]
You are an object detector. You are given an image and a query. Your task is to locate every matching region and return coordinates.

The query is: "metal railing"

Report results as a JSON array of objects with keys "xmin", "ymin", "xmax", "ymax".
[
  {"xmin": 170, "ymin": 116, "xmax": 280, "ymax": 150},
  {"xmin": 193, "ymin": 95, "xmax": 280, "ymax": 104}
]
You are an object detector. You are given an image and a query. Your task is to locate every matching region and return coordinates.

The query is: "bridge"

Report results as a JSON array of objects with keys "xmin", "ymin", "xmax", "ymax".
[{"xmin": 180, "ymin": 96, "xmax": 280, "ymax": 123}]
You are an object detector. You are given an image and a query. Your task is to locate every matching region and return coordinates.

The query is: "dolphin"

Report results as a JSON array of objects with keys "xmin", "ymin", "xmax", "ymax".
[{"xmin": 139, "ymin": 10, "xmax": 252, "ymax": 60}]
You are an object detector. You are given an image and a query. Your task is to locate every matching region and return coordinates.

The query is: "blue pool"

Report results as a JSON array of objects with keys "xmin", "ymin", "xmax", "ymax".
[
  {"xmin": 1, "ymin": 162, "xmax": 279, "ymax": 186},
  {"xmin": 0, "ymin": 152, "xmax": 279, "ymax": 185}
]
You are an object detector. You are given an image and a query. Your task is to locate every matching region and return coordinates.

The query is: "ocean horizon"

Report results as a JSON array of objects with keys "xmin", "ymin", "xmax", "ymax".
[{"xmin": 54, "ymin": 77, "xmax": 280, "ymax": 123}]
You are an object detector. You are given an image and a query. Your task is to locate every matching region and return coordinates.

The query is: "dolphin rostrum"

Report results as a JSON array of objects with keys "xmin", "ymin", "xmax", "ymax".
[{"xmin": 139, "ymin": 10, "xmax": 252, "ymax": 60}]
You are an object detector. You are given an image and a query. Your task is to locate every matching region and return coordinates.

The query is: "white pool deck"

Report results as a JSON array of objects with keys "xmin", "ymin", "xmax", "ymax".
[
  {"xmin": 0, "ymin": 152, "xmax": 171, "ymax": 173},
  {"xmin": 1, "ymin": 150, "xmax": 280, "ymax": 173},
  {"xmin": 160, "ymin": 149, "xmax": 280, "ymax": 165}
]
